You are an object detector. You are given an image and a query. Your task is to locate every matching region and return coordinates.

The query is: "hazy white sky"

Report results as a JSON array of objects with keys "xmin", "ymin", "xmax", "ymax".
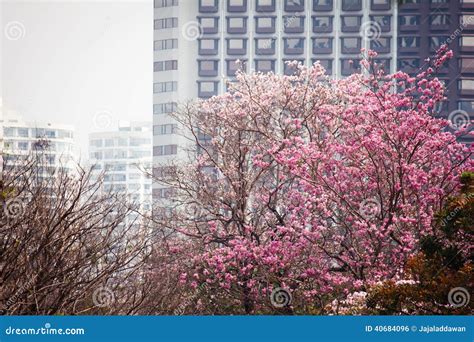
[{"xmin": 1, "ymin": 0, "xmax": 152, "ymax": 157}]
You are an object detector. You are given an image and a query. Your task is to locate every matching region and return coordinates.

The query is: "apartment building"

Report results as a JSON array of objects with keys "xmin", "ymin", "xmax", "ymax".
[{"xmin": 153, "ymin": 0, "xmax": 474, "ymax": 201}]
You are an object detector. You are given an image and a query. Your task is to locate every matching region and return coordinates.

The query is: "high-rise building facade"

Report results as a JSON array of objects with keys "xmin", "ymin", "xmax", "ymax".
[
  {"xmin": 1, "ymin": 111, "xmax": 76, "ymax": 175},
  {"xmin": 89, "ymin": 121, "xmax": 153, "ymax": 213},
  {"xmin": 153, "ymin": 0, "xmax": 474, "ymax": 199},
  {"xmin": 153, "ymin": 0, "xmax": 398, "ymax": 199},
  {"xmin": 396, "ymin": 0, "xmax": 474, "ymax": 144}
]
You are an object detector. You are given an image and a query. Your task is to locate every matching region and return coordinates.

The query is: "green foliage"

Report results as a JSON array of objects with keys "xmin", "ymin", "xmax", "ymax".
[{"xmin": 364, "ymin": 172, "xmax": 474, "ymax": 315}]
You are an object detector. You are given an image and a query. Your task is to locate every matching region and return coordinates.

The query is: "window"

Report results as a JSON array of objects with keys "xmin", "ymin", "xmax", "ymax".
[
  {"xmin": 458, "ymin": 101, "xmax": 474, "ymax": 112},
  {"xmin": 313, "ymin": 59, "xmax": 332, "ymax": 74},
  {"xmin": 227, "ymin": 59, "xmax": 247, "ymax": 76},
  {"xmin": 45, "ymin": 130, "xmax": 56, "ymax": 138},
  {"xmin": 199, "ymin": 17, "xmax": 219, "ymax": 33},
  {"xmin": 397, "ymin": 58, "xmax": 420, "ymax": 70},
  {"xmin": 341, "ymin": 59, "xmax": 360, "ymax": 76},
  {"xmin": 34, "ymin": 128, "xmax": 46, "ymax": 138},
  {"xmin": 313, "ymin": 37, "xmax": 332, "ymax": 54},
  {"xmin": 154, "ymin": 102, "xmax": 178, "ymax": 115},
  {"xmin": 198, "ymin": 81, "xmax": 219, "ymax": 97},
  {"xmin": 3, "ymin": 127, "xmax": 14, "ymax": 137},
  {"xmin": 199, "ymin": 60, "xmax": 219, "ymax": 76},
  {"xmin": 460, "ymin": 58, "xmax": 474, "ymax": 72},
  {"xmin": 199, "ymin": 39, "xmax": 219, "ymax": 55},
  {"xmin": 199, "ymin": 0, "xmax": 218, "ymax": 12},
  {"xmin": 459, "ymin": 79, "xmax": 474, "ymax": 90},
  {"xmin": 154, "ymin": 18, "xmax": 178, "ymax": 30},
  {"xmin": 374, "ymin": 58, "xmax": 391, "ymax": 71},
  {"xmin": 228, "ymin": 39, "xmax": 245, "ymax": 48},
  {"xmin": 399, "ymin": 36, "xmax": 420, "ymax": 48},
  {"xmin": 91, "ymin": 152, "xmax": 103, "ymax": 160},
  {"xmin": 370, "ymin": 15, "xmax": 391, "ymax": 31},
  {"xmin": 16, "ymin": 128, "xmax": 28, "ymax": 137},
  {"xmin": 154, "ymin": 81, "xmax": 177, "ymax": 93},
  {"xmin": 460, "ymin": 36, "xmax": 474, "ymax": 47},
  {"xmin": 131, "ymin": 150, "xmax": 150, "ymax": 158},
  {"xmin": 313, "ymin": 16, "xmax": 333, "ymax": 33},
  {"xmin": 129, "ymin": 173, "xmax": 141, "ymax": 180},
  {"xmin": 90, "ymin": 139, "xmax": 103, "ymax": 147},
  {"xmin": 228, "ymin": 0, "xmax": 247, "ymax": 12},
  {"xmin": 154, "ymin": 39, "xmax": 178, "ymax": 51},
  {"xmin": 313, "ymin": 0, "xmax": 333, "ymax": 11},
  {"xmin": 113, "ymin": 174, "xmax": 127, "ymax": 182},
  {"xmin": 18, "ymin": 141, "xmax": 28, "ymax": 150},
  {"xmin": 154, "ymin": 0, "xmax": 178, "ymax": 8},
  {"xmin": 255, "ymin": 38, "xmax": 275, "ymax": 54},
  {"xmin": 153, "ymin": 166, "xmax": 176, "ymax": 180},
  {"xmin": 154, "ymin": 188, "xmax": 175, "ymax": 199},
  {"xmin": 341, "ymin": 37, "xmax": 361, "ymax": 53},
  {"xmin": 285, "ymin": 0, "xmax": 305, "ymax": 12},
  {"xmin": 256, "ymin": 16, "xmax": 276, "ymax": 33},
  {"xmin": 114, "ymin": 164, "xmax": 127, "ymax": 171},
  {"xmin": 430, "ymin": 14, "xmax": 450, "ymax": 26},
  {"xmin": 227, "ymin": 38, "xmax": 247, "ymax": 54},
  {"xmin": 130, "ymin": 138, "xmax": 150, "ymax": 146},
  {"xmin": 154, "ymin": 124, "xmax": 178, "ymax": 135},
  {"xmin": 342, "ymin": 0, "xmax": 362, "ymax": 11},
  {"xmin": 341, "ymin": 16, "xmax": 362, "ymax": 31},
  {"xmin": 371, "ymin": 0, "xmax": 390, "ymax": 10},
  {"xmin": 460, "ymin": 15, "xmax": 474, "ymax": 26},
  {"xmin": 370, "ymin": 37, "xmax": 390, "ymax": 53},
  {"xmin": 255, "ymin": 59, "xmax": 275, "ymax": 73},
  {"xmin": 283, "ymin": 15, "xmax": 305, "ymax": 32},
  {"xmin": 105, "ymin": 139, "xmax": 114, "ymax": 147},
  {"xmin": 154, "ymin": 60, "xmax": 178, "ymax": 72},
  {"xmin": 430, "ymin": 36, "xmax": 448, "ymax": 49},
  {"xmin": 227, "ymin": 17, "xmax": 247, "ymax": 33},
  {"xmin": 284, "ymin": 38, "xmax": 305, "ymax": 54},
  {"xmin": 58, "ymin": 130, "xmax": 72, "ymax": 139},
  {"xmin": 256, "ymin": 0, "xmax": 275, "ymax": 11},
  {"xmin": 154, "ymin": 144, "xmax": 178, "ymax": 156},
  {"xmin": 399, "ymin": 15, "xmax": 420, "ymax": 26}
]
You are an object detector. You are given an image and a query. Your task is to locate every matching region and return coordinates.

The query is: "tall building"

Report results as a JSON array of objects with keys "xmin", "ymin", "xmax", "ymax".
[
  {"xmin": 153, "ymin": 0, "xmax": 474, "ymax": 200},
  {"xmin": 1, "ymin": 111, "xmax": 76, "ymax": 176},
  {"xmin": 153, "ymin": 0, "xmax": 397, "ymax": 199},
  {"xmin": 396, "ymin": 0, "xmax": 474, "ymax": 144},
  {"xmin": 88, "ymin": 121, "xmax": 153, "ymax": 213}
]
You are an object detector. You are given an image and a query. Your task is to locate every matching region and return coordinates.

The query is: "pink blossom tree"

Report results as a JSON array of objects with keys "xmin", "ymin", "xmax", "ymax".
[{"xmin": 152, "ymin": 46, "xmax": 472, "ymax": 314}]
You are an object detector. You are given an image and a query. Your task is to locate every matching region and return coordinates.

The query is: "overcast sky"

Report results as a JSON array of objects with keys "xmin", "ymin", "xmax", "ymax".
[{"xmin": 1, "ymin": 0, "xmax": 152, "ymax": 158}]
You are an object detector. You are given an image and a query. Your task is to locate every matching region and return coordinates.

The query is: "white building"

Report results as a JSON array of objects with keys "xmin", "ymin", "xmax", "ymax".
[
  {"xmin": 88, "ymin": 121, "xmax": 153, "ymax": 213},
  {"xmin": 153, "ymin": 0, "xmax": 398, "ymax": 201},
  {"xmin": 1, "ymin": 110, "xmax": 76, "ymax": 177}
]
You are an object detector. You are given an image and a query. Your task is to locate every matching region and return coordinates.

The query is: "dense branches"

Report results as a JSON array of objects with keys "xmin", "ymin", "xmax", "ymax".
[{"xmin": 0, "ymin": 151, "xmax": 153, "ymax": 315}]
